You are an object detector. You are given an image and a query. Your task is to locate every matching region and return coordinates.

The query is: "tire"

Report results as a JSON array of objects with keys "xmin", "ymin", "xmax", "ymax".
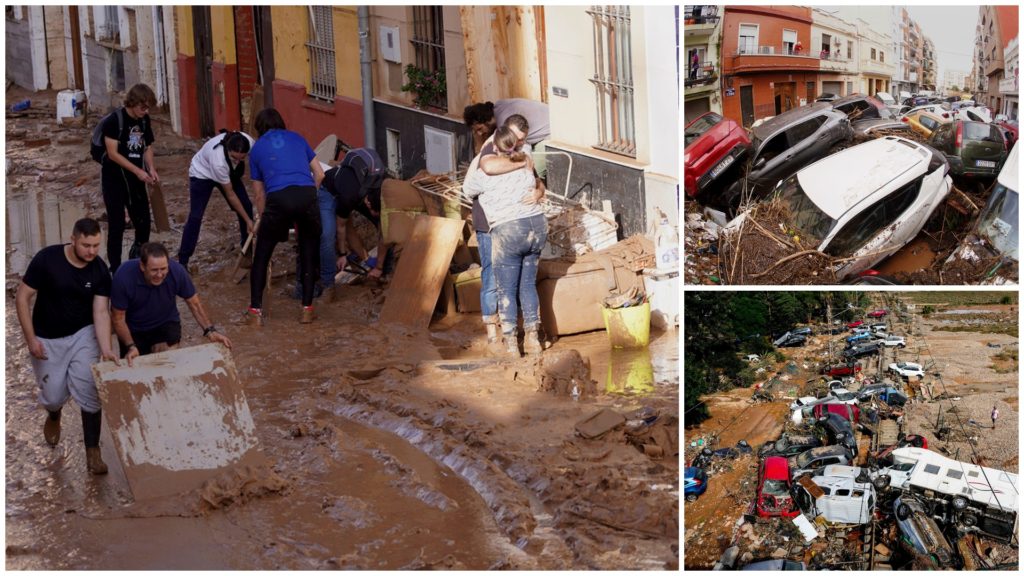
[
  {"xmin": 961, "ymin": 512, "xmax": 978, "ymax": 527},
  {"xmin": 873, "ymin": 475, "xmax": 891, "ymax": 490},
  {"xmin": 896, "ymin": 502, "xmax": 911, "ymax": 521},
  {"xmin": 952, "ymin": 497, "xmax": 968, "ymax": 510},
  {"xmin": 686, "ymin": 494, "xmax": 698, "ymax": 502}
]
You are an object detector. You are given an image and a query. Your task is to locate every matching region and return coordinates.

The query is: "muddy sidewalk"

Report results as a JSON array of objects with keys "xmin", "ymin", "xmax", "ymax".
[{"xmin": 5, "ymin": 89, "xmax": 679, "ymax": 570}]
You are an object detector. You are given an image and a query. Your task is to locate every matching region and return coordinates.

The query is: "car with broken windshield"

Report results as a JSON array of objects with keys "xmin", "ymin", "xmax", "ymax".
[
  {"xmin": 929, "ymin": 119, "xmax": 1009, "ymax": 180},
  {"xmin": 788, "ymin": 445, "xmax": 854, "ymax": 480},
  {"xmin": 739, "ymin": 136, "xmax": 952, "ymax": 281},
  {"xmin": 816, "ymin": 412, "xmax": 859, "ymax": 456},
  {"xmin": 759, "ymin": 432, "xmax": 823, "ymax": 458},
  {"xmin": 794, "ymin": 465, "xmax": 876, "ymax": 525},
  {"xmin": 753, "ymin": 456, "xmax": 800, "ymax": 518},
  {"xmin": 726, "ymin": 103, "xmax": 852, "ymax": 207}
]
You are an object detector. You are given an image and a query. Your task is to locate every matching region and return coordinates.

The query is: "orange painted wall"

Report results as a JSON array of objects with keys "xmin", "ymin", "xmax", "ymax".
[
  {"xmin": 721, "ymin": 6, "xmax": 813, "ymax": 59},
  {"xmin": 723, "ymin": 72, "xmax": 820, "ymax": 125}
]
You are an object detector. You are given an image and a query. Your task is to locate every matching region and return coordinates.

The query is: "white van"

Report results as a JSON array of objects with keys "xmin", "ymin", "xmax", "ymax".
[
  {"xmin": 880, "ymin": 447, "xmax": 1018, "ymax": 542},
  {"xmin": 793, "ymin": 465, "xmax": 875, "ymax": 524}
]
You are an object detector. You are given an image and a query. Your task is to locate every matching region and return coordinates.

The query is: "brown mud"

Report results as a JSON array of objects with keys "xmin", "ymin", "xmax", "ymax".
[{"xmin": 5, "ymin": 88, "xmax": 679, "ymax": 570}]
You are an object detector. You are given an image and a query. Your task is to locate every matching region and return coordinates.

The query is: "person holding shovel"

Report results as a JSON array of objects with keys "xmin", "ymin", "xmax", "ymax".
[
  {"xmin": 111, "ymin": 242, "xmax": 231, "ymax": 366},
  {"xmin": 15, "ymin": 218, "xmax": 118, "ymax": 475},
  {"xmin": 177, "ymin": 130, "xmax": 256, "ymax": 271},
  {"xmin": 100, "ymin": 83, "xmax": 158, "ymax": 273}
]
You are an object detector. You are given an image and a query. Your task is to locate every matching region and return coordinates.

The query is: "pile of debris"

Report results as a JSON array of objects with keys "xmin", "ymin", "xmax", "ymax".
[
  {"xmin": 683, "ymin": 206, "xmax": 721, "ymax": 284},
  {"xmin": 718, "ymin": 199, "xmax": 837, "ymax": 285}
]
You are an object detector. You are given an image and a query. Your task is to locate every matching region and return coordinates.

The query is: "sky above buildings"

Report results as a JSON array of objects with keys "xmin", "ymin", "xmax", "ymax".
[{"xmin": 906, "ymin": 5, "xmax": 977, "ymax": 80}]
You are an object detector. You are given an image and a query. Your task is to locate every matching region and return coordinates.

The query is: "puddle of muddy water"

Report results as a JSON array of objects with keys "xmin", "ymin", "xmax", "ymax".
[
  {"xmin": 874, "ymin": 235, "xmax": 936, "ymax": 277},
  {"xmin": 558, "ymin": 327, "xmax": 679, "ymax": 396},
  {"xmin": 6, "ymin": 191, "xmax": 94, "ymax": 275}
]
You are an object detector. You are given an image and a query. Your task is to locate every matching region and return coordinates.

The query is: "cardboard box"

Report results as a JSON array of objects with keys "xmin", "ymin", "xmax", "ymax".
[
  {"xmin": 382, "ymin": 208, "xmax": 427, "ymax": 247},
  {"xmin": 451, "ymin": 267, "xmax": 482, "ymax": 313},
  {"xmin": 538, "ymin": 251, "xmax": 645, "ymax": 336},
  {"xmin": 382, "ymin": 174, "xmax": 428, "ymax": 211}
]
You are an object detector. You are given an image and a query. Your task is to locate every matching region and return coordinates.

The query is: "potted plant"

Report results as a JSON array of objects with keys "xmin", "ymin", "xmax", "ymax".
[{"xmin": 401, "ymin": 64, "xmax": 447, "ymax": 110}]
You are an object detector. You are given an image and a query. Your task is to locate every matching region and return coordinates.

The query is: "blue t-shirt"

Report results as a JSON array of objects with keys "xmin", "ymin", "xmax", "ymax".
[
  {"xmin": 249, "ymin": 129, "xmax": 316, "ymax": 193},
  {"xmin": 111, "ymin": 258, "xmax": 197, "ymax": 332}
]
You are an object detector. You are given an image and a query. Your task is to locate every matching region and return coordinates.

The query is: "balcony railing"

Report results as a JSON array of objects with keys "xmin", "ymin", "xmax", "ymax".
[
  {"xmin": 684, "ymin": 63, "xmax": 718, "ymax": 88},
  {"xmin": 684, "ymin": 5, "xmax": 719, "ymax": 25},
  {"xmin": 734, "ymin": 44, "xmax": 817, "ymax": 58},
  {"xmin": 818, "ymin": 50, "xmax": 851, "ymax": 62}
]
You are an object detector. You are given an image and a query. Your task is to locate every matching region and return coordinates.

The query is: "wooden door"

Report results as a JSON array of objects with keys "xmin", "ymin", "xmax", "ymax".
[{"xmin": 740, "ymin": 85, "xmax": 754, "ymax": 127}]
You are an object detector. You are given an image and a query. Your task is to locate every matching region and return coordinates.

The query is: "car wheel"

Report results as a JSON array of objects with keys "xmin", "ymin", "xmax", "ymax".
[
  {"xmin": 961, "ymin": 512, "xmax": 979, "ymax": 527},
  {"xmin": 686, "ymin": 493, "xmax": 698, "ymax": 502},
  {"xmin": 952, "ymin": 496, "xmax": 968, "ymax": 510},
  {"xmin": 896, "ymin": 502, "xmax": 911, "ymax": 521},
  {"xmin": 873, "ymin": 475, "xmax": 891, "ymax": 490}
]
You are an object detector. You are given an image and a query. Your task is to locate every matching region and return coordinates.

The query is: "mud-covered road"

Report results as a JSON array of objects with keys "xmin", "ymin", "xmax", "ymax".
[{"xmin": 5, "ymin": 89, "xmax": 679, "ymax": 570}]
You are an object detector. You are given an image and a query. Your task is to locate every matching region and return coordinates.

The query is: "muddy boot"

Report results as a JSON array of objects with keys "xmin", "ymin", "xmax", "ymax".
[
  {"xmin": 505, "ymin": 333, "xmax": 521, "ymax": 358},
  {"xmin": 484, "ymin": 322, "xmax": 505, "ymax": 356},
  {"xmin": 300, "ymin": 305, "xmax": 316, "ymax": 324},
  {"xmin": 85, "ymin": 447, "xmax": 108, "ymax": 475},
  {"xmin": 245, "ymin": 307, "xmax": 265, "ymax": 327},
  {"xmin": 523, "ymin": 329, "xmax": 543, "ymax": 355},
  {"xmin": 43, "ymin": 410, "xmax": 61, "ymax": 446}
]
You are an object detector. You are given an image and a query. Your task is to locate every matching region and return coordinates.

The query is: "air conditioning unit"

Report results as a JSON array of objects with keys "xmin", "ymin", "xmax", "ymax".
[
  {"xmin": 379, "ymin": 25, "xmax": 401, "ymax": 63},
  {"xmin": 759, "ymin": 46, "xmax": 775, "ymax": 55},
  {"xmin": 424, "ymin": 126, "xmax": 455, "ymax": 175}
]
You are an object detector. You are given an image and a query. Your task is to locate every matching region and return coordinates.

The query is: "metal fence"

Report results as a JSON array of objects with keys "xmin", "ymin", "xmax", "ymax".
[
  {"xmin": 587, "ymin": 5, "xmax": 636, "ymax": 158},
  {"xmin": 305, "ymin": 6, "xmax": 336, "ymax": 102}
]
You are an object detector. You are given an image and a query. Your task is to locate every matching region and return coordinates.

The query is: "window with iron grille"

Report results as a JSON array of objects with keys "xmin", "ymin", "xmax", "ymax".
[
  {"xmin": 306, "ymin": 6, "xmax": 336, "ymax": 102},
  {"xmin": 410, "ymin": 6, "xmax": 447, "ymax": 110},
  {"xmin": 588, "ymin": 6, "xmax": 635, "ymax": 157}
]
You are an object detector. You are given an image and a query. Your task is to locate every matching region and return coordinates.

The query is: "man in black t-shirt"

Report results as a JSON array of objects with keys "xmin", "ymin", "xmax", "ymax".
[
  {"xmin": 15, "ymin": 218, "xmax": 118, "ymax": 475},
  {"xmin": 101, "ymin": 83, "xmax": 158, "ymax": 272}
]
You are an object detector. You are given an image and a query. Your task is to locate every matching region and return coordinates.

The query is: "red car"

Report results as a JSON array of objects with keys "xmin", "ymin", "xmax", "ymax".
[
  {"xmin": 684, "ymin": 112, "xmax": 751, "ymax": 202},
  {"xmin": 846, "ymin": 320, "xmax": 864, "ymax": 328},
  {"xmin": 823, "ymin": 364, "xmax": 861, "ymax": 378},
  {"xmin": 866, "ymin": 310, "xmax": 888, "ymax": 318},
  {"xmin": 753, "ymin": 456, "xmax": 799, "ymax": 518},
  {"xmin": 995, "ymin": 119, "xmax": 1018, "ymax": 148},
  {"xmin": 813, "ymin": 403, "xmax": 861, "ymax": 423}
]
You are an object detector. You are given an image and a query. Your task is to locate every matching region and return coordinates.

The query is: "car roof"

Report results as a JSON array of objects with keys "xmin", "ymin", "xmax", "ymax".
[
  {"xmin": 998, "ymin": 143, "xmax": 1018, "ymax": 191},
  {"xmin": 797, "ymin": 136, "xmax": 930, "ymax": 219},
  {"xmin": 802, "ymin": 445, "xmax": 849, "ymax": 459},
  {"xmin": 763, "ymin": 456, "xmax": 790, "ymax": 478},
  {"xmin": 684, "ymin": 111, "xmax": 723, "ymax": 128},
  {"xmin": 751, "ymin": 102, "xmax": 835, "ymax": 140}
]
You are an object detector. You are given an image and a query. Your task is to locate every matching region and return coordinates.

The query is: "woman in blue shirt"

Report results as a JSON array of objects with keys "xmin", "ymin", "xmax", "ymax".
[{"xmin": 246, "ymin": 108, "xmax": 325, "ymax": 325}]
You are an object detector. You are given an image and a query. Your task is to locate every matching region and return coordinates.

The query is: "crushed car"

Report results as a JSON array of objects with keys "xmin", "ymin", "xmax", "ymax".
[
  {"xmin": 794, "ymin": 465, "xmax": 876, "ymax": 524},
  {"xmin": 684, "ymin": 111, "xmax": 752, "ymax": 204},
  {"xmin": 752, "ymin": 456, "xmax": 800, "ymax": 518},
  {"xmin": 892, "ymin": 495, "xmax": 957, "ymax": 566},
  {"xmin": 929, "ymin": 119, "xmax": 1009, "ymax": 180},
  {"xmin": 684, "ymin": 466, "xmax": 709, "ymax": 502},
  {"xmin": 725, "ymin": 136, "xmax": 952, "ymax": 281},
  {"xmin": 788, "ymin": 445, "xmax": 854, "ymax": 480},
  {"xmin": 759, "ymin": 432, "xmax": 823, "ymax": 458},
  {"xmin": 816, "ymin": 412, "xmax": 860, "ymax": 456}
]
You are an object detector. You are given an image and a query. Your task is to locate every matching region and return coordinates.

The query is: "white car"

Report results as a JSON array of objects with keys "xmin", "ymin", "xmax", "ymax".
[
  {"xmin": 728, "ymin": 137, "xmax": 952, "ymax": 280},
  {"xmin": 889, "ymin": 361, "xmax": 924, "ymax": 379},
  {"xmin": 956, "ymin": 106, "xmax": 993, "ymax": 124},
  {"xmin": 902, "ymin": 103, "xmax": 952, "ymax": 120},
  {"xmin": 881, "ymin": 335, "xmax": 906, "ymax": 347}
]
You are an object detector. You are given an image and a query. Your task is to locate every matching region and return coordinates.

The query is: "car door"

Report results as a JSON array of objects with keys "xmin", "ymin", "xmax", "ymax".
[
  {"xmin": 785, "ymin": 115, "xmax": 830, "ymax": 175},
  {"xmin": 750, "ymin": 131, "xmax": 792, "ymax": 185}
]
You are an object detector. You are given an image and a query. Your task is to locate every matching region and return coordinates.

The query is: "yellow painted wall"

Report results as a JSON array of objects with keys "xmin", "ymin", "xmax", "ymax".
[
  {"xmin": 271, "ymin": 6, "xmax": 309, "ymax": 86},
  {"xmin": 334, "ymin": 7, "xmax": 360, "ymax": 100},
  {"xmin": 177, "ymin": 6, "xmax": 194, "ymax": 57},
  {"xmin": 210, "ymin": 6, "xmax": 236, "ymax": 64}
]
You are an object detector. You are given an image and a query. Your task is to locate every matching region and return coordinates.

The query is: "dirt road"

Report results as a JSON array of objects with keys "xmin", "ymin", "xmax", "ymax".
[{"xmin": 5, "ymin": 89, "xmax": 679, "ymax": 570}]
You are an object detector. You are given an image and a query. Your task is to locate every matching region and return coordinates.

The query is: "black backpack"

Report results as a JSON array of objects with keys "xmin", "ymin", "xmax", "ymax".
[{"xmin": 90, "ymin": 108, "xmax": 123, "ymax": 163}]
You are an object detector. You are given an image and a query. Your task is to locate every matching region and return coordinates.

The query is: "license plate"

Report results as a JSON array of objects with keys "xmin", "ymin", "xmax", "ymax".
[
  {"xmin": 710, "ymin": 155, "xmax": 735, "ymax": 179},
  {"xmin": 976, "ymin": 160, "xmax": 996, "ymax": 168}
]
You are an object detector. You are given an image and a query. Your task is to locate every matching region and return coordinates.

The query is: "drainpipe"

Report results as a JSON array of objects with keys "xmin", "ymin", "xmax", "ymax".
[{"xmin": 358, "ymin": 6, "xmax": 375, "ymax": 149}]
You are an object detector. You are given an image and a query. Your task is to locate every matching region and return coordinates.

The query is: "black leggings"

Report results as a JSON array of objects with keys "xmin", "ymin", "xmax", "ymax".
[
  {"xmin": 102, "ymin": 164, "xmax": 151, "ymax": 272},
  {"xmin": 251, "ymin": 186, "xmax": 321, "ymax": 308}
]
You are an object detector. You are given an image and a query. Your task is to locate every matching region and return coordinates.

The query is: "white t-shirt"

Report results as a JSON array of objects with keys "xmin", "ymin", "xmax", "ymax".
[{"xmin": 189, "ymin": 131, "xmax": 255, "ymax": 184}]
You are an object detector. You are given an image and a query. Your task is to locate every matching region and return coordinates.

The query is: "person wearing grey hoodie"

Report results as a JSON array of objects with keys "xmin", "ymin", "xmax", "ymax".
[{"xmin": 463, "ymin": 126, "xmax": 548, "ymax": 357}]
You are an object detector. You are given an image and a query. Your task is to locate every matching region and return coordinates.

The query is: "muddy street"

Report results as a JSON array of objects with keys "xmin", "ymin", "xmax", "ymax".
[{"xmin": 5, "ymin": 90, "xmax": 679, "ymax": 570}]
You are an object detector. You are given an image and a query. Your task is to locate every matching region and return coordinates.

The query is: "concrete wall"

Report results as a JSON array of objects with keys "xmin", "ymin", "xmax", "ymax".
[{"xmin": 5, "ymin": 9, "xmax": 35, "ymax": 89}]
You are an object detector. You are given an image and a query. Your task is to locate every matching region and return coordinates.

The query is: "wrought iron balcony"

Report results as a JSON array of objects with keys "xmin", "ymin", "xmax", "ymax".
[{"xmin": 685, "ymin": 63, "xmax": 718, "ymax": 88}]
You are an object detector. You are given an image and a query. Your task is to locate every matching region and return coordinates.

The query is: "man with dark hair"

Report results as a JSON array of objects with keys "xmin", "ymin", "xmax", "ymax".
[
  {"xmin": 100, "ymin": 83, "xmax": 159, "ymax": 272},
  {"xmin": 463, "ymin": 98, "xmax": 550, "ymax": 177},
  {"xmin": 111, "ymin": 242, "xmax": 231, "ymax": 366},
  {"xmin": 15, "ymin": 218, "xmax": 118, "ymax": 475}
]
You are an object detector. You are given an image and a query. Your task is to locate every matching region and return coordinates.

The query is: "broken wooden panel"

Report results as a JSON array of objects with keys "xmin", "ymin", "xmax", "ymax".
[
  {"xmin": 379, "ymin": 215, "xmax": 465, "ymax": 330},
  {"xmin": 92, "ymin": 343, "xmax": 263, "ymax": 501}
]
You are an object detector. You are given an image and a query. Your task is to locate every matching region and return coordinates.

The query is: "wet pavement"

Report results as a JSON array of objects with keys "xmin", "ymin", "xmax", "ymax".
[{"xmin": 5, "ymin": 89, "xmax": 679, "ymax": 570}]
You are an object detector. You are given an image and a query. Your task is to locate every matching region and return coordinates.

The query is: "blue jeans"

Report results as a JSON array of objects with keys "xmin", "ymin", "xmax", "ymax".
[
  {"xmin": 318, "ymin": 186, "xmax": 337, "ymax": 287},
  {"xmin": 178, "ymin": 176, "xmax": 253, "ymax": 266},
  {"xmin": 476, "ymin": 230, "xmax": 498, "ymax": 322},
  {"xmin": 491, "ymin": 213, "xmax": 547, "ymax": 335}
]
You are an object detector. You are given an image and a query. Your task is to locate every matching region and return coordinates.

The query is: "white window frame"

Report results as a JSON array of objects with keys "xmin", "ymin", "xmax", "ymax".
[
  {"xmin": 782, "ymin": 28, "xmax": 797, "ymax": 54},
  {"xmin": 738, "ymin": 23, "xmax": 758, "ymax": 55}
]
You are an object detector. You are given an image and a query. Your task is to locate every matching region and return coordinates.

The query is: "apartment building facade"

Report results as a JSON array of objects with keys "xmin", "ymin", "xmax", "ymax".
[{"xmin": 683, "ymin": 5, "xmax": 723, "ymax": 124}]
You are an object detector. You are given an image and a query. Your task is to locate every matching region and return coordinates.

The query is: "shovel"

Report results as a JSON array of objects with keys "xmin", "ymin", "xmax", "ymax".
[{"xmin": 230, "ymin": 217, "xmax": 260, "ymax": 284}]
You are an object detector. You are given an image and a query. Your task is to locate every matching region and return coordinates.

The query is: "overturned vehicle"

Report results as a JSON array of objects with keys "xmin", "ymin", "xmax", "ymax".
[{"xmin": 878, "ymin": 447, "xmax": 1018, "ymax": 543}]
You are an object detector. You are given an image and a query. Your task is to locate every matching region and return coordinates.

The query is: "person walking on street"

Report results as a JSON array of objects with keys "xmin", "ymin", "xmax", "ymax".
[
  {"xmin": 100, "ymin": 83, "xmax": 159, "ymax": 273},
  {"xmin": 178, "ymin": 131, "xmax": 256, "ymax": 270},
  {"xmin": 991, "ymin": 405, "xmax": 999, "ymax": 429},
  {"xmin": 111, "ymin": 242, "xmax": 231, "ymax": 366},
  {"xmin": 246, "ymin": 108, "xmax": 325, "ymax": 325},
  {"xmin": 14, "ymin": 218, "xmax": 118, "ymax": 475}
]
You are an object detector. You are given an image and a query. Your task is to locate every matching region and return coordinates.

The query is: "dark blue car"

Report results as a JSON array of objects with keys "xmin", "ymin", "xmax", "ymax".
[{"xmin": 684, "ymin": 467, "xmax": 708, "ymax": 502}]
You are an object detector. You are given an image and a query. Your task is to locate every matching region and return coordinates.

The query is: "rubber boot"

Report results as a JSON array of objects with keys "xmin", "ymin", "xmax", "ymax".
[
  {"xmin": 300, "ymin": 305, "xmax": 316, "ymax": 324},
  {"xmin": 82, "ymin": 409, "xmax": 107, "ymax": 475},
  {"xmin": 43, "ymin": 409, "xmax": 61, "ymax": 446},
  {"xmin": 485, "ymin": 322, "xmax": 505, "ymax": 356},
  {"xmin": 523, "ymin": 328, "xmax": 543, "ymax": 355},
  {"xmin": 505, "ymin": 333, "xmax": 521, "ymax": 358}
]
